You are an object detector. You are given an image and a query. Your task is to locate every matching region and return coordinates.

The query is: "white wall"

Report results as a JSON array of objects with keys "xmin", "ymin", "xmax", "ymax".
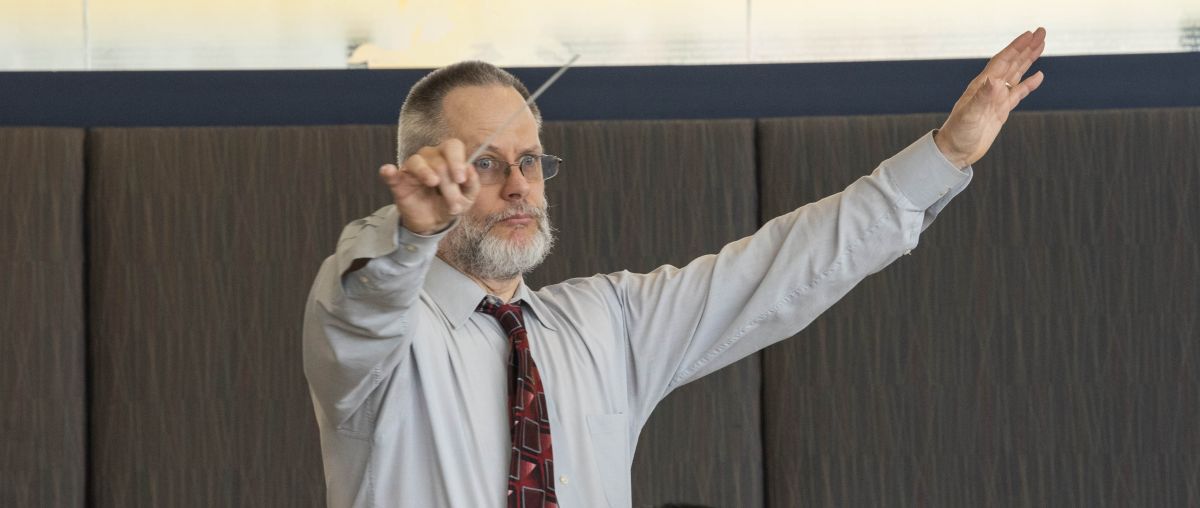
[{"xmin": 1, "ymin": 0, "xmax": 1197, "ymax": 70}]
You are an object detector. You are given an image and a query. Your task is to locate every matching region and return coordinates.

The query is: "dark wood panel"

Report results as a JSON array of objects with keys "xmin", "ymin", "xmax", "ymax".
[
  {"xmin": 87, "ymin": 126, "xmax": 395, "ymax": 507},
  {"xmin": 0, "ymin": 128, "xmax": 87, "ymax": 507},
  {"xmin": 758, "ymin": 109, "xmax": 1200, "ymax": 507},
  {"xmin": 88, "ymin": 119, "xmax": 764, "ymax": 508},
  {"xmin": 536, "ymin": 120, "xmax": 762, "ymax": 508}
]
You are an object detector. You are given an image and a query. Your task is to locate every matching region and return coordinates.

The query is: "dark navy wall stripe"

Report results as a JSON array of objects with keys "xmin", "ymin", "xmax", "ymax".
[{"xmin": 1, "ymin": 52, "xmax": 1197, "ymax": 127}]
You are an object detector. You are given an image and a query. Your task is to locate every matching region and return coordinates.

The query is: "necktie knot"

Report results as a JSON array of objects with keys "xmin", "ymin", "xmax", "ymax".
[{"xmin": 477, "ymin": 297, "xmax": 526, "ymax": 336}]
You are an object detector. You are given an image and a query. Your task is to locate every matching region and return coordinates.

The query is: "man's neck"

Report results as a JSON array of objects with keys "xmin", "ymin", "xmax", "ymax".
[
  {"xmin": 437, "ymin": 253, "xmax": 523, "ymax": 303},
  {"xmin": 469, "ymin": 273, "xmax": 522, "ymax": 303}
]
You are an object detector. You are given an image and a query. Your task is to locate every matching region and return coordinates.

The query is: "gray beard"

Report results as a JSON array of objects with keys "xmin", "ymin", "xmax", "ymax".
[{"xmin": 439, "ymin": 201, "xmax": 555, "ymax": 281}]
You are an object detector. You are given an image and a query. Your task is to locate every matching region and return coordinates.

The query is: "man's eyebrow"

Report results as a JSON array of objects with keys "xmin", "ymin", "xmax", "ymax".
[{"xmin": 473, "ymin": 144, "xmax": 544, "ymax": 156}]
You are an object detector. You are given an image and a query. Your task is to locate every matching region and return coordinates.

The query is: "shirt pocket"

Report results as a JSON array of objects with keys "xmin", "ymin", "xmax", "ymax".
[{"xmin": 586, "ymin": 413, "xmax": 630, "ymax": 508}]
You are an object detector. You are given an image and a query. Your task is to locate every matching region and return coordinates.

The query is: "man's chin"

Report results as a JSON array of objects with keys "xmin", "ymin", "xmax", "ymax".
[{"xmin": 489, "ymin": 223, "xmax": 539, "ymax": 241}]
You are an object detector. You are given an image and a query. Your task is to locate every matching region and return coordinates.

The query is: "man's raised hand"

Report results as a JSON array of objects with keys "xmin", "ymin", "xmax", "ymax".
[
  {"xmin": 380, "ymin": 139, "xmax": 481, "ymax": 235},
  {"xmin": 936, "ymin": 27, "xmax": 1047, "ymax": 169}
]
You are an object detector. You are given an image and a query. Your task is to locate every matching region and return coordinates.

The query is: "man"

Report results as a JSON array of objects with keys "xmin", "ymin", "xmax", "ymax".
[{"xmin": 303, "ymin": 28, "xmax": 1047, "ymax": 508}]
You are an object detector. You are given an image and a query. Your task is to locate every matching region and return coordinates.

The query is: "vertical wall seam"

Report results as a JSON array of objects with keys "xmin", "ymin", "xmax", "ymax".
[
  {"xmin": 82, "ymin": 128, "xmax": 94, "ymax": 508},
  {"xmin": 752, "ymin": 119, "xmax": 772, "ymax": 508}
]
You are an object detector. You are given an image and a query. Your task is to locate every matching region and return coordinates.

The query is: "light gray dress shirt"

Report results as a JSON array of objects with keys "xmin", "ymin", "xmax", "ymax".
[{"xmin": 303, "ymin": 132, "xmax": 972, "ymax": 507}]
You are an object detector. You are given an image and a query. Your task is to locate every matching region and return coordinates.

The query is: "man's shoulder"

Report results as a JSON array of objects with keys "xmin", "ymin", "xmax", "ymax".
[
  {"xmin": 533, "ymin": 272, "xmax": 626, "ymax": 309},
  {"xmin": 525, "ymin": 273, "xmax": 627, "ymax": 337},
  {"xmin": 535, "ymin": 266, "xmax": 683, "ymax": 301}
]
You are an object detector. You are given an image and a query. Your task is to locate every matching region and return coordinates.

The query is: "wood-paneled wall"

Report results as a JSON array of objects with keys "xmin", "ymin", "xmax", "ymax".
[
  {"xmin": 759, "ymin": 109, "xmax": 1200, "ymax": 507},
  {"xmin": 84, "ymin": 121, "xmax": 762, "ymax": 507},
  {"xmin": 87, "ymin": 127, "xmax": 393, "ymax": 507},
  {"xmin": 0, "ymin": 128, "xmax": 87, "ymax": 507},
  {"xmin": 536, "ymin": 120, "xmax": 762, "ymax": 508},
  {"xmin": 3, "ymin": 108, "xmax": 1197, "ymax": 507}
]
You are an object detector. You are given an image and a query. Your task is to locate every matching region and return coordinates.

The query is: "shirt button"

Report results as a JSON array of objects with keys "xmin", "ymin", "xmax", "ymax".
[
  {"xmin": 559, "ymin": 475, "xmax": 569, "ymax": 485},
  {"xmin": 404, "ymin": 244, "xmax": 417, "ymax": 252},
  {"xmin": 358, "ymin": 275, "xmax": 369, "ymax": 284}
]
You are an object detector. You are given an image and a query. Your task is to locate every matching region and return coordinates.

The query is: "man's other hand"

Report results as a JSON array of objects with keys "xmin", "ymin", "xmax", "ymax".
[
  {"xmin": 381, "ymin": 139, "xmax": 481, "ymax": 235},
  {"xmin": 936, "ymin": 27, "xmax": 1047, "ymax": 169}
]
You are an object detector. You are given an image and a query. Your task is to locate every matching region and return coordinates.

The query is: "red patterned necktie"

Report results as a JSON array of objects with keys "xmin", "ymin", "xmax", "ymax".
[{"xmin": 477, "ymin": 298, "xmax": 557, "ymax": 508}]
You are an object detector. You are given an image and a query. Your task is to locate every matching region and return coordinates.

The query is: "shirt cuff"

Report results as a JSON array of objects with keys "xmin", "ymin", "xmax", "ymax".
[
  {"xmin": 385, "ymin": 219, "xmax": 456, "ymax": 267},
  {"xmin": 883, "ymin": 130, "xmax": 972, "ymax": 210}
]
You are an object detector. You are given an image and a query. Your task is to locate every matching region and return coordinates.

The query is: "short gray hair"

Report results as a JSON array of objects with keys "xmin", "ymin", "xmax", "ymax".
[{"xmin": 397, "ymin": 61, "xmax": 542, "ymax": 163}]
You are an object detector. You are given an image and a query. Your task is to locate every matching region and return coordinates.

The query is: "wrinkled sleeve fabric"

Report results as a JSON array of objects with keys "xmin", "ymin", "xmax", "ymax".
[
  {"xmin": 302, "ymin": 204, "xmax": 450, "ymax": 429},
  {"xmin": 608, "ymin": 132, "xmax": 973, "ymax": 425}
]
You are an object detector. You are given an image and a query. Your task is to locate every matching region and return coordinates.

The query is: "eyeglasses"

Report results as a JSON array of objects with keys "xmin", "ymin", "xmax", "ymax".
[{"xmin": 471, "ymin": 154, "xmax": 562, "ymax": 185}]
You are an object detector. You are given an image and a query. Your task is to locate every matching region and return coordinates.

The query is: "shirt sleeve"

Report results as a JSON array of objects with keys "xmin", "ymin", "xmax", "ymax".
[
  {"xmin": 607, "ymin": 131, "xmax": 972, "ymax": 423},
  {"xmin": 302, "ymin": 204, "xmax": 451, "ymax": 428}
]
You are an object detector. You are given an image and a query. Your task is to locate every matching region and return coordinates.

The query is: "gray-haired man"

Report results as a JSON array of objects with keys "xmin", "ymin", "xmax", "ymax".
[{"xmin": 304, "ymin": 28, "xmax": 1047, "ymax": 507}]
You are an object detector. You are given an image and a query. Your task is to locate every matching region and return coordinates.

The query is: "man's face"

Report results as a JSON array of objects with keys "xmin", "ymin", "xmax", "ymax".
[{"xmin": 437, "ymin": 85, "xmax": 554, "ymax": 280}]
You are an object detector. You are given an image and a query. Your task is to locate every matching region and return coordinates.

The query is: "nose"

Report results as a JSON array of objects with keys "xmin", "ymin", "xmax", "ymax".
[{"xmin": 501, "ymin": 166, "xmax": 531, "ymax": 201}]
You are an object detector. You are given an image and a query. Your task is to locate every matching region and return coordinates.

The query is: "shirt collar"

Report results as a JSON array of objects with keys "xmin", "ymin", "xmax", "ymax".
[{"xmin": 424, "ymin": 257, "xmax": 557, "ymax": 331}]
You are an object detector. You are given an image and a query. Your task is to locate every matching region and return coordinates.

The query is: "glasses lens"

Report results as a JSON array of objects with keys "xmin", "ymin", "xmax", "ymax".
[
  {"xmin": 473, "ymin": 158, "xmax": 503, "ymax": 185},
  {"xmin": 518, "ymin": 155, "xmax": 541, "ymax": 180},
  {"xmin": 470, "ymin": 156, "xmax": 559, "ymax": 184},
  {"xmin": 540, "ymin": 155, "xmax": 560, "ymax": 180}
]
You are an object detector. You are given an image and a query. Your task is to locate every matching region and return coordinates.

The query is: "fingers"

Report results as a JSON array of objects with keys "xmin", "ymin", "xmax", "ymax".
[
  {"xmin": 400, "ymin": 155, "xmax": 441, "ymax": 187},
  {"xmin": 995, "ymin": 28, "xmax": 1039, "ymax": 63},
  {"xmin": 437, "ymin": 174, "xmax": 468, "ymax": 214},
  {"xmin": 966, "ymin": 27, "xmax": 1046, "ymax": 106},
  {"xmin": 440, "ymin": 138, "xmax": 468, "ymax": 184},
  {"xmin": 397, "ymin": 142, "xmax": 475, "ymax": 215},
  {"xmin": 1009, "ymin": 71, "xmax": 1045, "ymax": 106},
  {"xmin": 432, "ymin": 140, "xmax": 472, "ymax": 214},
  {"xmin": 379, "ymin": 163, "xmax": 411, "ymax": 189},
  {"xmin": 1007, "ymin": 29, "xmax": 1046, "ymax": 86},
  {"xmin": 983, "ymin": 77, "xmax": 1010, "ymax": 106},
  {"xmin": 980, "ymin": 70, "xmax": 1043, "ymax": 114},
  {"xmin": 981, "ymin": 27, "xmax": 1046, "ymax": 87},
  {"xmin": 980, "ymin": 30, "xmax": 1032, "ymax": 78},
  {"xmin": 461, "ymin": 164, "xmax": 481, "ymax": 202}
]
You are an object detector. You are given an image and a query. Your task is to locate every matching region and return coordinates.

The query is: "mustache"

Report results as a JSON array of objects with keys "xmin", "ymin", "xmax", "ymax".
[{"xmin": 480, "ymin": 202, "xmax": 548, "ymax": 230}]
